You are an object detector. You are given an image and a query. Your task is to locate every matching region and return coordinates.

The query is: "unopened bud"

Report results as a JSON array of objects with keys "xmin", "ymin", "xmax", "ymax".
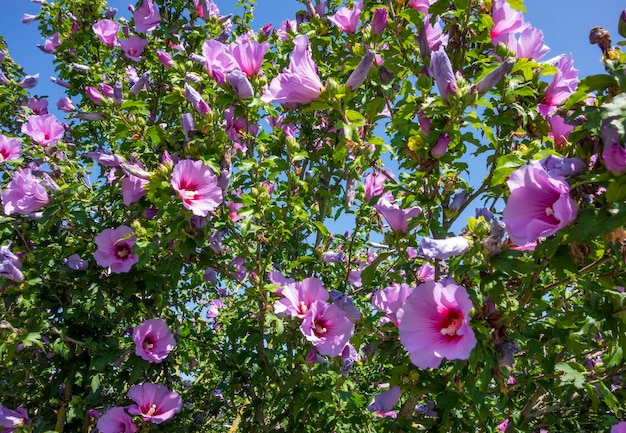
[
  {"xmin": 346, "ymin": 50, "xmax": 375, "ymax": 90},
  {"xmin": 472, "ymin": 57, "xmax": 515, "ymax": 96}
]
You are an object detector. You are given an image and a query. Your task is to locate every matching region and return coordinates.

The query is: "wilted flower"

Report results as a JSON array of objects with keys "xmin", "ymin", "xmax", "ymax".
[
  {"xmin": 330, "ymin": 290, "xmax": 362, "ymax": 323},
  {"xmin": 96, "ymin": 407, "xmax": 137, "ymax": 433},
  {"xmin": 345, "ymin": 50, "xmax": 375, "ymax": 90},
  {"xmin": 227, "ymin": 70, "xmax": 254, "ymax": 99},
  {"xmin": 171, "ymin": 159, "xmax": 223, "ymax": 217},
  {"xmin": 539, "ymin": 155, "xmax": 586, "ymax": 178},
  {"xmin": 133, "ymin": 318, "xmax": 176, "ymax": 363},
  {"xmin": 397, "ymin": 280, "xmax": 477, "ymax": 368},
  {"xmin": 127, "ymin": 383, "xmax": 182, "ymax": 424},
  {"xmin": 93, "ymin": 225, "xmax": 139, "ymax": 273},
  {"xmin": 0, "ymin": 244, "xmax": 24, "ymax": 282},
  {"xmin": 21, "ymin": 13, "xmax": 38, "ymax": 24},
  {"xmin": 2, "ymin": 168, "xmax": 50, "ymax": 215},
  {"xmin": 18, "ymin": 74, "xmax": 39, "ymax": 89}
]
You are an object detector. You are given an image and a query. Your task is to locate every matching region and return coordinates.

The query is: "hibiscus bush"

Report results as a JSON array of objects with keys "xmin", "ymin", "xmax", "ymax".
[{"xmin": 1, "ymin": 0, "xmax": 626, "ymax": 431}]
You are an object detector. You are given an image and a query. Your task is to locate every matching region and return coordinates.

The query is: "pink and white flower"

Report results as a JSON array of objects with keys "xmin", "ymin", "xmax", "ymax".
[{"xmin": 171, "ymin": 159, "xmax": 223, "ymax": 217}]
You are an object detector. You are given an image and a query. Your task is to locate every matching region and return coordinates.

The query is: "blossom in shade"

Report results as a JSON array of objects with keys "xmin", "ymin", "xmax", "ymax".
[
  {"xmin": 372, "ymin": 283, "xmax": 414, "ymax": 326},
  {"xmin": 0, "ymin": 405, "xmax": 30, "ymax": 431},
  {"xmin": 429, "ymin": 47, "xmax": 457, "ymax": 102},
  {"xmin": 227, "ymin": 70, "xmax": 254, "ymax": 99},
  {"xmin": 371, "ymin": 8, "xmax": 388, "ymax": 36},
  {"xmin": 119, "ymin": 36, "xmax": 148, "ymax": 61},
  {"xmin": 92, "ymin": 19, "xmax": 119, "ymax": 47},
  {"xmin": 229, "ymin": 39, "xmax": 269, "ymax": 77},
  {"xmin": 397, "ymin": 280, "xmax": 477, "ymax": 368},
  {"xmin": 418, "ymin": 236, "xmax": 471, "ymax": 260},
  {"xmin": 417, "ymin": 263, "xmax": 435, "ymax": 281},
  {"xmin": 374, "ymin": 197, "xmax": 422, "ymax": 234},
  {"xmin": 25, "ymin": 98, "xmax": 48, "ymax": 115},
  {"xmin": 367, "ymin": 385, "xmax": 401, "ymax": 418},
  {"xmin": 497, "ymin": 419, "xmax": 509, "ymax": 432},
  {"xmin": 330, "ymin": 290, "xmax": 362, "ymax": 323},
  {"xmin": 171, "ymin": 159, "xmax": 223, "ymax": 217},
  {"xmin": 21, "ymin": 114, "xmax": 64, "ymax": 146},
  {"xmin": 538, "ymin": 54, "xmax": 578, "ymax": 118},
  {"xmin": 121, "ymin": 163, "xmax": 149, "ymax": 205},
  {"xmin": 300, "ymin": 300, "xmax": 354, "ymax": 357},
  {"xmin": 127, "ymin": 383, "xmax": 182, "ymax": 424},
  {"xmin": 2, "ymin": 168, "xmax": 50, "ymax": 215},
  {"xmin": 134, "ymin": 0, "xmax": 161, "ymax": 33},
  {"xmin": 96, "ymin": 407, "xmax": 137, "ymax": 433},
  {"xmin": 539, "ymin": 155, "xmax": 586, "ymax": 178},
  {"xmin": 206, "ymin": 298, "xmax": 223, "ymax": 319},
  {"xmin": 328, "ymin": 2, "xmax": 363, "ymax": 34},
  {"xmin": 93, "ymin": 225, "xmax": 139, "ymax": 273},
  {"xmin": 322, "ymin": 251, "xmax": 346, "ymax": 263},
  {"xmin": 490, "ymin": 0, "xmax": 528, "ymax": 44},
  {"xmin": 603, "ymin": 142, "xmax": 626, "ymax": 173},
  {"xmin": 274, "ymin": 277, "xmax": 329, "ymax": 318},
  {"xmin": 345, "ymin": 50, "xmax": 375, "ymax": 90},
  {"xmin": 0, "ymin": 135, "xmax": 21, "ymax": 162},
  {"xmin": 65, "ymin": 253, "xmax": 89, "ymax": 271},
  {"xmin": 133, "ymin": 318, "xmax": 176, "ymax": 363},
  {"xmin": 0, "ymin": 244, "xmax": 24, "ymax": 282},
  {"xmin": 612, "ymin": 422, "xmax": 626, "ymax": 433},
  {"xmin": 261, "ymin": 35, "xmax": 324, "ymax": 105},
  {"xmin": 502, "ymin": 163, "xmax": 578, "ymax": 250}
]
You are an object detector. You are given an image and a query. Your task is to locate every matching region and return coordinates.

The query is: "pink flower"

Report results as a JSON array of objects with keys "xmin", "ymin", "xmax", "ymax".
[
  {"xmin": 367, "ymin": 385, "xmax": 401, "ymax": 418},
  {"xmin": 328, "ymin": 2, "xmax": 363, "ymax": 34},
  {"xmin": 300, "ymin": 300, "xmax": 354, "ymax": 357},
  {"xmin": 538, "ymin": 54, "xmax": 578, "ymax": 118},
  {"xmin": 134, "ymin": 0, "xmax": 161, "ymax": 33},
  {"xmin": 0, "ymin": 134, "xmax": 21, "ymax": 162},
  {"xmin": 96, "ymin": 407, "xmax": 137, "ymax": 433},
  {"xmin": 507, "ymin": 26, "xmax": 550, "ymax": 60},
  {"xmin": 127, "ymin": 383, "xmax": 182, "ymax": 424},
  {"xmin": 229, "ymin": 39, "xmax": 269, "ymax": 77},
  {"xmin": 93, "ymin": 225, "xmax": 139, "ymax": 273},
  {"xmin": 374, "ymin": 197, "xmax": 422, "ymax": 234},
  {"xmin": 156, "ymin": 50, "xmax": 174, "ymax": 68},
  {"xmin": 184, "ymin": 83, "xmax": 211, "ymax": 116},
  {"xmin": 502, "ymin": 163, "xmax": 578, "ymax": 250},
  {"xmin": 119, "ymin": 36, "xmax": 148, "ymax": 61},
  {"xmin": 21, "ymin": 114, "xmax": 64, "ymax": 146},
  {"xmin": 424, "ymin": 15, "xmax": 448, "ymax": 51},
  {"xmin": 408, "ymin": 0, "xmax": 433, "ymax": 12},
  {"xmin": 548, "ymin": 115, "xmax": 574, "ymax": 147},
  {"xmin": 133, "ymin": 318, "xmax": 176, "ymax": 363},
  {"xmin": 603, "ymin": 142, "xmax": 626, "ymax": 173},
  {"xmin": 371, "ymin": 8, "xmax": 388, "ymax": 36},
  {"xmin": 372, "ymin": 283, "xmax": 414, "ymax": 326},
  {"xmin": 274, "ymin": 277, "xmax": 329, "ymax": 318},
  {"xmin": 25, "ymin": 97, "xmax": 48, "ymax": 115},
  {"xmin": 171, "ymin": 159, "xmax": 223, "ymax": 217},
  {"xmin": 261, "ymin": 35, "xmax": 325, "ymax": 105},
  {"xmin": 364, "ymin": 168, "xmax": 395, "ymax": 201},
  {"xmin": 497, "ymin": 419, "xmax": 509, "ymax": 432},
  {"xmin": 397, "ymin": 280, "xmax": 477, "ymax": 368},
  {"xmin": 2, "ymin": 168, "xmax": 50, "ymax": 215},
  {"xmin": 202, "ymin": 39, "xmax": 236, "ymax": 81},
  {"xmin": 39, "ymin": 32, "xmax": 61, "ymax": 54},
  {"xmin": 57, "ymin": 97, "xmax": 76, "ymax": 112},
  {"xmin": 121, "ymin": 162, "xmax": 149, "ymax": 205},
  {"xmin": 418, "ymin": 236, "xmax": 470, "ymax": 260},
  {"xmin": 85, "ymin": 86, "xmax": 104, "ymax": 104},
  {"xmin": 612, "ymin": 422, "xmax": 626, "ymax": 433},
  {"xmin": 92, "ymin": 19, "xmax": 119, "ymax": 47},
  {"xmin": 206, "ymin": 298, "xmax": 223, "ymax": 319},
  {"xmin": 490, "ymin": 0, "xmax": 528, "ymax": 44}
]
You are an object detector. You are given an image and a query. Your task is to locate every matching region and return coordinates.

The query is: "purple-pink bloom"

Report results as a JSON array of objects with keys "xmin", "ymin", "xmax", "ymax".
[
  {"xmin": 171, "ymin": 159, "xmax": 222, "ymax": 217},
  {"xmin": 397, "ymin": 280, "xmax": 477, "ymax": 368},
  {"xmin": 330, "ymin": 290, "xmax": 362, "ymax": 323},
  {"xmin": 93, "ymin": 225, "xmax": 139, "ymax": 273},
  {"xmin": 549, "ymin": 115, "xmax": 574, "ymax": 147},
  {"xmin": 371, "ymin": 8, "xmax": 388, "ymax": 36},
  {"xmin": 92, "ymin": 19, "xmax": 119, "ymax": 47},
  {"xmin": 274, "ymin": 277, "xmax": 329, "ymax": 318},
  {"xmin": 322, "ymin": 251, "xmax": 347, "ymax": 262},
  {"xmin": 0, "ymin": 244, "xmax": 24, "ymax": 283},
  {"xmin": 2, "ymin": 168, "xmax": 50, "ymax": 215},
  {"xmin": 25, "ymin": 98, "xmax": 48, "ymax": 115},
  {"xmin": 408, "ymin": 0, "xmax": 434, "ymax": 12},
  {"xmin": 202, "ymin": 39, "xmax": 236, "ymax": 81},
  {"xmin": 367, "ymin": 385, "xmax": 401, "ymax": 418},
  {"xmin": 603, "ymin": 142, "xmax": 626, "ymax": 174},
  {"xmin": 612, "ymin": 422, "xmax": 626, "ymax": 433},
  {"xmin": 497, "ymin": 419, "xmax": 509, "ymax": 432},
  {"xmin": 300, "ymin": 300, "xmax": 354, "ymax": 357},
  {"xmin": 502, "ymin": 163, "xmax": 578, "ymax": 249},
  {"xmin": 538, "ymin": 54, "xmax": 578, "ymax": 118},
  {"xmin": 66, "ymin": 253, "xmax": 89, "ymax": 271},
  {"xmin": 539, "ymin": 155, "xmax": 586, "ymax": 178},
  {"xmin": 184, "ymin": 83, "xmax": 211, "ymax": 116},
  {"xmin": 21, "ymin": 114, "xmax": 64, "ymax": 146},
  {"xmin": 417, "ymin": 263, "xmax": 435, "ymax": 281},
  {"xmin": 0, "ymin": 405, "xmax": 29, "ymax": 432},
  {"xmin": 229, "ymin": 40, "xmax": 269, "ymax": 77},
  {"xmin": 490, "ymin": 0, "xmax": 528, "ymax": 44},
  {"xmin": 156, "ymin": 50, "xmax": 174, "ymax": 68},
  {"xmin": 429, "ymin": 47, "xmax": 457, "ymax": 102},
  {"xmin": 261, "ymin": 35, "xmax": 325, "ymax": 105},
  {"xmin": 22, "ymin": 13, "xmax": 38, "ymax": 24},
  {"xmin": 133, "ymin": 318, "xmax": 176, "ymax": 363},
  {"xmin": 0, "ymin": 134, "xmax": 21, "ymax": 162},
  {"xmin": 57, "ymin": 97, "xmax": 76, "ymax": 112},
  {"xmin": 85, "ymin": 86, "xmax": 104, "ymax": 104},
  {"xmin": 364, "ymin": 168, "xmax": 395, "ymax": 201},
  {"xmin": 39, "ymin": 32, "xmax": 61, "ymax": 54},
  {"xmin": 127, "ymin": 383, "xmax": 182, "ymax": 424},
  {"xmin": 85, "ymin": 150, "xmax": 124, "ymax": 167},
  {"xmin": 374, "ymin": 197, "xmax": 422, "ymax": 234},
  {"xmin": 227, "ymin": 70, "xmax": 254, "ymax": 99},
  {"xmin": 119, "ymin": 36, "xmax": 148, "ymax": 61},
  {"xmin": 507, "ymin": 26, "xmax": 550, "ymax": 60},
  {"xmin": 122, "ymin": 168, "xmax": 149, "ymax": 206},
  {"xmin": 424, "ymin": 15, "xmax": 449, "ymax": 51},
  {"xmin": 134, "ymin": 0, "xmax": 161, "ymax": 33},
  {"xmin": 96, "ymin": 407, "xmax": 137, "ymax": 433},
  {"xmin": 418, "ymin": 236, "xmax": 470, "ymax": 260},
  {"xmin": 328, "ymin": 2, "xmax": 363, "ymax": 34},
  {"xmin": 372, "ymin": 283, "xmax": 414, "ymax": 327},
  {"xmin": 206, "ymin": 298, "xmax": 223, "ymax": 319},
  {"xmin": 18, "ymin": 74, "xmax": 39, "ymax": 89}
]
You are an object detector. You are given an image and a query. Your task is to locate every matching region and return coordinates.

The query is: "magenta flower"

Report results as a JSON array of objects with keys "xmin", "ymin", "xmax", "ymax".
[
  {"xmin": 96, "ymin": 407, "xmax": 137, "ymax": 433},
  {"xmin": 202, "ymin": 39, "xmax": 236, "ymax": 82},
  {"xmin": 85, "ymin": 86, "xmax": 104, "ymax": 104},
  {"xmin": 133, "ymin": 318, "xmax": 176, "ymax": 363},
  {"xmin": 21, "ymin": 114, "xmax": 64, "ymax": 146},
  {"xmin": 119, "ymin": 36, "xmax": 148, "ymax": 61},
  {"xmin": 538, "ymin": 54, "xmax": 578, "ymax": 118},
  {"xmin": 502, "ymin": 163, "xmax": 578, "ymax": 249},
  {"xmin": 408, "ymin": 0, "xmax": 433, "ymax": 12},
  {"xmin": 171, "ymin": 159, "xmax": 222, "ymax": 217},
  {"xmin": 134, "ymin": 0, "xmax": 161, "ymax": 33},
  {"xmin": 497, "ymin": 419, "xmax": 509, "ymax": 432},
  {"xmin": 92, "ymin": 19, "xmax": 119, "ymax": 47},
  {"xmin": 274, "ymin": 277, "xmax": 329, "ymax": 318},
  {"xmin": 418, "ymin": 236, "xmax": 471, "ymax": 260},
  {"xmin": 127, "ymin": 383, "xmax": 182, "ymax": 424},
  {"xmin": 93, "ymin": 225, "xmax": 139, "ymax": 273},
  {"xmin": 156, "ymin": 50, "xmax": 174, "ymax": 68},
  {"xmin": 374, "ymin": 197, "xmax": 422, "ymax": 234},
  {"xmin": 397, "ymin": 280, "xmax": 476, "ymax": 368},
  {"xmin": 2, "ymin": 168, "xmax": 50, "ymax": 216},
  {"xmin": 424, "ymin": 15, "xmax": 449, "ymax": 51},
  {"xmin": 367, "ymin": 385, "xmax": 401, "ymax": 418},
  {"xmin": 300, "ymin": 300, "xmax": 354, "ymax": 357},
  {"xmin": 490, "ymin": 0, "xmax": 528, "ymax": 44},
  {"xmin": 230, "ymin": 39, "xmax": 269, "ymax": 77},
  {"xmin": 612, "ymin": 422, "xmax": 626, "ymax": 433},
  {"xmin": 548, "ymin": 115, "xmax": 574, "ymax": 147},
  {"xmin": 0, "ymin": 405, "xmax": 30, "ymax": 432},
  {"xmin": 429, "ymin": 47, "xmax": 457, "ymax": 101},
  {"xmin": 261, "ymin": 35, "xmax": 325, "ymax": 105},
  {"xmin": 371, "ymin": 8, "xmax": 388, "ymax": 36},
  {"xmin": 0, "ymin": 134, "xmax": 21, "ymax": 162},
  {"xmin": 328, "ymin": 2, "xmax": 363, "ymax": 34},
  {"xmin": 372, "ymin": 283, "xmax": 414, "ymax": 326},
  {"xmin": 364, "ymin": 168, "xmax": 395, "ymax": 201}
]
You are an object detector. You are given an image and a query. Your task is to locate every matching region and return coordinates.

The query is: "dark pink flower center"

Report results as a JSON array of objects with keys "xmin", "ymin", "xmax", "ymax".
[
  {"xmin": 439, "ymin": 309, "xmax": 464, "ymax": 337},
  {"xmin": 179, "ymin": 180, "xmax": 199, "ymax": 203},
  {"xmin": 146, "ymin": 403, "xmax": 158, "ymax": 416},
  {"xmin": 313, "ymin": 318, "xmax": 328, "ymax": 336},
  {"xmin": 116, "ymin": 244, "xmax": 130, "ymax": 259},
  {"xmin": 143, "ymin": 336, "xmax": 154, "ymax": 351}
]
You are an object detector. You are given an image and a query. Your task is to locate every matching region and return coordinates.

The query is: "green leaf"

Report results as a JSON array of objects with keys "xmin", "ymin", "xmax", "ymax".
[
  {"xmin": 360, "ymin": 253, "xmax": 391, "ymax": 288},
  {"xmin": 555, "ymin": 362, "xmax": 586, "ymax": 389}
]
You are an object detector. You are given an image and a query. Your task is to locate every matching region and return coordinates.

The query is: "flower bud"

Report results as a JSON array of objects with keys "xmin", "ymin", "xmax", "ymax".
[
  {"xmin": 429, "ymin": 48, "xmax": 456, "ymax": 101},
  {"xmin": 472, "ymin": 57, "xmax": 515, "ymax": 96},
  {"xmin": 371, "ymin": 7, "xmax": 388, "ymax": 36},
  {"xmin": 619, "ymin": 10, "xmax": 626, "ymax": 38},
  {"xmin": 346, "ymin": 50, "xmax": 375, "ymax": 90}
]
